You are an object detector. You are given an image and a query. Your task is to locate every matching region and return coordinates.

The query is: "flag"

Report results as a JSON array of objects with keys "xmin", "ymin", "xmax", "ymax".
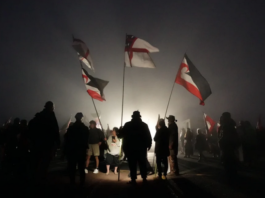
[
  {"xmin": 72, "ymin": 37, "xmax": 94, "ymax": 71},
  {"xmin": 82, "ymin": 68, "xmax": 109, "ymax": 101},
  {"xmin": 125, "ymin": 35, "xmax": 159, "ymax": 68},
  {"xmin": 176, "ymin": 54, "xmax": 212, "ymax": 105},
  {"xmin": 204, "ymin": 113, "xmax": 215, "ymax": 133}
]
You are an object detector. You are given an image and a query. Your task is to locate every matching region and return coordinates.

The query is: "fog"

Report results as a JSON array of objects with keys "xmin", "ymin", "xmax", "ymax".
[{"xmin": 0, "ymin": 0, "xmax": 265, "ymax": 136}]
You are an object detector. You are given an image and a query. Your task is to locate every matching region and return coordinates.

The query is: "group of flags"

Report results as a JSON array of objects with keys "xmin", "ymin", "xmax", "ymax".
[{"xmin": 72, "ymin": 34, "xmax": 212, "ymax": 105}]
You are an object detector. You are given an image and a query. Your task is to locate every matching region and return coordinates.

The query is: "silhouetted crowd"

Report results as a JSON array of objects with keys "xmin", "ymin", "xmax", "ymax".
[{"xmin": 1, "ymin": 102, "xmax": 265, "ymax": 186}]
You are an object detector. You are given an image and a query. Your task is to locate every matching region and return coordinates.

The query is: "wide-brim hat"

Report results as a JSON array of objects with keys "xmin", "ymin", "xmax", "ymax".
[
  {"xmin": 132, "ymin": 111, "xmax": 141, "ymax": 118},
  {"xmin": 166, "ymin": 115, "xmax": 177, "ymax": 122}
]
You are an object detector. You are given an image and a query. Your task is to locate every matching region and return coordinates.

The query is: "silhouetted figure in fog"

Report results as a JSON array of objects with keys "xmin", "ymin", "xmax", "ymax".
[
  {"xmin": 195, "ymin": 128, "xmax": 206, "ymax": 162},
  {"xmin": 218, "ymin": 112, "xmax": 239, "ymax": 178},
  {"xmin": 5, "ymin": 118, "xmax": 20, "ymax": 173},
  {"xmin": 180, "ymin": 128, "xmax": 185, "ymax": 154},
  {"xmin": 28, "ymin": 101, "xmax": 60, "ymax": 181},
  {"xmin": 85, "ymin": 120, "xmax": 104, "ymax": 174},
  {"xmin": 207, "ymin": 131, "xmax": 219, "ymax": 158},
  {"xmin": 121, "ymin": 111, "xmax": 152, "ymax": 184},
  {"xmin": 17, "ymin": 120, "xmax": 30, "ymax": 177},
  {"xmin": 185, "ymin": 128, "xmax": 193, "ymax": 158},
  {"xmin": 241, "ymin": 121, "xmax": 257, "ymax": 167},
  {"xmin": 166, "ymin": 115, "xmax": 180, "ymax": 175},
  {"xmin": 65, "ymin": 113, "xmax": 89, "ymax": 186},
  {"xmin": 154, "ymin": 119, "xmax": 170, "ymax": 180}
]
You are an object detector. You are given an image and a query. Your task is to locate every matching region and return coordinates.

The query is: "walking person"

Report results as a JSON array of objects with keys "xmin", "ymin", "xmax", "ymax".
[
  {"xmin": 195, "ymin": 128, "xmax": 206, "ymax": 162},
  {"xmin": 85, "ymin": 120, "xmax": 104, "ymax": 174},
  {"xmin": 121, "ymin": 111, "xmax": 152, "ymax": 184},
  {"xmin": 65, "ymin": 113, "xmax": 89, "ymax": 186},
  {"xmin": 166, "ymin": 115, "xmax": 180, "ymax": 175},
  {"xmin": 154, "ymin": 119, "xmax": 170, "ymax": 180},
  {"xmin": 106, "ymin": 127, "xmax": 120, "ymax": 175},
  {"xmin": 184, "ymin": 128, "xmax": 193, "ymax": 158},
  {"xmin": 28, "ymin": 101, "xmax": 60, "ymax": 182}
]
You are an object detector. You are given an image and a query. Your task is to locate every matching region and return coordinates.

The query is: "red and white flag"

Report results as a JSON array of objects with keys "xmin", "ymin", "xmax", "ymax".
[
  {"xmin": 204, "ymin": 113, "xmax": 215, "ymax": 133},
  {"xmin": 125, "ymin": 35, "xmax": 159, "ymax": 68},
  {"xmin": 72, "ymin": 37, "xmax": 95, "ymax": 71}
]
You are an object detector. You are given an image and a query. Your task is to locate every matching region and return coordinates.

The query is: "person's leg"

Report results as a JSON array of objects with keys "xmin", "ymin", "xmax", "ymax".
[
  {"xmin": 68, "ymin": 157, "xmax": 76, "ymax": 185},
  {"xmin": 95, "ymin": 157, "xmax": 99, "ymax": 169},
  {"xmin": 127, "ymin": 154, "xmax": 137, "ymax": 181},
  {"xmin": 94, "ymin": 144, "xmax": 100, "ymax": 170},
  {"xmin": 174, "ymin": 150, "xmax": 179, "ymax": 175},
  {"xmin": 156, "ymin": 156, "xmax": 162, "ymax": 177},
  {"xmin": 78, "ymin": 154, "xmax": 86, "ymax": 185},
  {"xmin": 169, "ymin": 150, "xmax": 175, "ymax": 173},
  {"xmin": 113, "ymin": 155, "xmax": 119, "ymax": 174},
  {"xmin": 114, "ymin": 166, "xmax": 118, "ymax": 174},
  {"xmin": 163, "ymin": 156, "xmax": 168, "ymax": 176},
  {"xmin": 138, "ymin": 151, "xmax": 147, "ymax": 180}
]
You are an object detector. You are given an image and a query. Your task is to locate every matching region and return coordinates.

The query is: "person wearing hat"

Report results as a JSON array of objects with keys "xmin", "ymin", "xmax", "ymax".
[
  {"xmin": 85, "ymin": 120, "xmax": 104, "ymax": 174},
  {"xmin": 218, "ymin": 112, "xmax": 239, "ymax": 178},
  {"xmin": 121, "ymin": 111, "xmax": 152, "ymax": 184},
  {"xmin": 64, "ymin": 113, "xmax": 89, "ymax": 186},
  {"xmin": 166, "ymin": 115, "xmax": 180, "ymax": 175},
  {"xmin": 28, "ymin": 101, "xmax": 60, "ymax": 181}
]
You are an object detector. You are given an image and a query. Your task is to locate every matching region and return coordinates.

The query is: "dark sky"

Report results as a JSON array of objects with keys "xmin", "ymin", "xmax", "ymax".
[{"xmin": 0, "ymin": 0, "xmax": 264, "ymax": 135}]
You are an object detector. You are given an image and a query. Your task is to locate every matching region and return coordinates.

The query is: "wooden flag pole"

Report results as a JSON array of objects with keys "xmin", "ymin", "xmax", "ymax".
[
  {"xmin": 164, "ymin": 81, "xmax": 176, "ymax": 119},
  {"xmin": 121, "ymin": 63, "xmax": 126, "ymax": 127}
]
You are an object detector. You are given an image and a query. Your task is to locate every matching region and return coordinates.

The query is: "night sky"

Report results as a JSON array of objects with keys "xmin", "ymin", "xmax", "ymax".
[{"xmin": 0, "ymin": 0, "xmax": 264, "ymax": 135}]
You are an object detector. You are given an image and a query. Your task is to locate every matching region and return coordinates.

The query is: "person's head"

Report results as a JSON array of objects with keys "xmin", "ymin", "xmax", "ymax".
[
  {"xmin": 221, "ymin": 112, "xmax": 231, "ymax": 124},
  {"xmin": 111, "ymin": 129, "xmax": 117, "ymax": 136},
  {"xmin": 14, "ymin": 118, "xmax": 20, "ymax": 125},
  {"xmin": 158, "ymin": 119, "xmax": 165, "ymax": 129},
  {"xmin": 89, "ymin": 120, "xmax": 96, "ymax": 129},
  {"xmin": 113, "ymin": 127, "xmax": 119, "ymax": 133},
  {"xmin": 131, "ymin": 111, "xmax": 141, "ymax": 119},
  {"xmin": 20, "ymin": 120, "xmax": 27, "ymax": 127},
  {"xmin": 166, "ymin": 115, "xmax": 177, "ymax": 124},
  {"xmin": 197, "ymin": 128, "xmax": 202, "ymax": 135},
  {"xmin": 75, "ymin": 113, "xmax": 83, "ymax": 122},
  {"xmin": 44, "ymin": 101, "xmax": 54, "ymax": 112}
]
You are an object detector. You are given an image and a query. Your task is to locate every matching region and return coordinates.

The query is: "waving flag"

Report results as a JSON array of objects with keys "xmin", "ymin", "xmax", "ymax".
[
  {"xmin": 176, "ymin": 54, "xmax": 211, "ymax": 105},
  {"xmin": 204, "ymin": 113, "xmax": 215, "ymax": 133},
  {"xmin": 72, "ymin": 38, "xmax": 94, "ymax": 71},
  {"xmin": 125, "ymin": 35, "xmax": 159, "ymax": 68},
  {"xmin": 82, "ymin": 68, "xmax": 108, "ymax": 101}
]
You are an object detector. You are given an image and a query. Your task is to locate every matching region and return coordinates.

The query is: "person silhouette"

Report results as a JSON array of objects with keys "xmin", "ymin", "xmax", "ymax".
[
  {"xmin": 121, "ymin": 111, "xmax": 152, "ymax": 184},
  {"xmin": 64, "ymin": 113, "xmax": 89, "ymax": 186}
]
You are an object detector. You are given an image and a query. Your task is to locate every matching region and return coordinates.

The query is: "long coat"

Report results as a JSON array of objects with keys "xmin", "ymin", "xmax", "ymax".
[{"xmin": 154, "ymin": 126, "xmax": 170, "ymax": 157}]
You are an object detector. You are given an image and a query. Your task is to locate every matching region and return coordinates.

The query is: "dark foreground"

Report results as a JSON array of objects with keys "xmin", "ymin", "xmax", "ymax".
[{"xmin": 1, "ymin": 153, "xmax": 265, "ymax": 198}]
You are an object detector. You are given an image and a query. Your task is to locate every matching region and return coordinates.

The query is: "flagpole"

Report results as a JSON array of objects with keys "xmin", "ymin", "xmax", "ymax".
[
  {"xmin": 164, "ymin": 81, "xmax": 176, "ymax": 119},
  {"xmin": 121, "ymin": 63, "xmax": 125, "ymax": 127}
]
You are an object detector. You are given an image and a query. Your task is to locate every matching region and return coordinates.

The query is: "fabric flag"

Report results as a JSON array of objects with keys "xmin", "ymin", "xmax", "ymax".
[
  {"xmin": 125, "ymin": 35, "xmax": 159, "ymax": 68},
  {"xmin": 82, "ymin": 68, "xmax": 109, "ymax": 101},
  {"xmin": 176, "ymin": 54, "xmax": 212, "ymax": 105},
  {"xmin": 72, "ymin": 38, "xmax": 94, "ymax": 71},
  {"xmin": 204, "ymin": 113, "xmax": 215, "ymax": 133}
]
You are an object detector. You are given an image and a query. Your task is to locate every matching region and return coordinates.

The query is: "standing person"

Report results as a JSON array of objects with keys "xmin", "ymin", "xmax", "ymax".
[
  {"xmin": 184, "ymin": 128, "xmax": 193, "ymax": 158},
  {"xmin": 28, "ymin": 101, "xmax": 60, "ymax": 181},
  {"xmin": 86, "ymin": 120, "xmax": 104, "ymax": 174},
  {"xmin": 121, "ymin": 111, "xmax": 152, "ymax": 184},
  {"xmin": 106, "ymin": 127, "xmax": 120, "ymax": 175},
  {"xmin": 218, "ymin": 112, "xmax": 240, "ymax": 178},
  {"xmin": 180, "ymin": 128, "xmax": 185, "ymax": 154},
  {"xmin": 195, "ymin": 128, "xmax": 206, "ymax": 162},
  {"xmin": 166, "ymin": 115, "xmax": 180, "ymax": 175},
  {"xmin": 65, "ymin": 113, "xmax": 89, "ymax": 186},
  {"xmin": 154, "ymin": 119, "xmax": 170, "ymax": 180}
]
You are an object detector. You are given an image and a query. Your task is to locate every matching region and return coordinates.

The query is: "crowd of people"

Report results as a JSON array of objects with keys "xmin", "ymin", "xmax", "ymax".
[{"xmin": 1, "ymin": 101, "xmax": 265, "ymax": 186}]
